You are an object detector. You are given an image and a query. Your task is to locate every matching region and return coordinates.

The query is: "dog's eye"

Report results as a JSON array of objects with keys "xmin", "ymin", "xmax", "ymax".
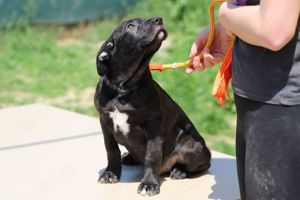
[
  {"xmin": 107, "ymin": 42, "xmax": 113, "ymax": 49},
  {"xmin": 127, "ymin": 23, "xmax": 136, "ymax": 30}
]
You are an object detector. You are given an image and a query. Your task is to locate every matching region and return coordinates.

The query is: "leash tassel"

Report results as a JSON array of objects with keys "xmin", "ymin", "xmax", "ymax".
[{"xmin": 212, "ymin": 47, "xmax": 233, "ymax": 107}]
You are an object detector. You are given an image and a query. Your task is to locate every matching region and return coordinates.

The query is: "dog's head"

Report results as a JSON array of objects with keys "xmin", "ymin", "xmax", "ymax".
[{"xmin": 96, "ymin": 17, "xmax": 167, "ymax": 81}]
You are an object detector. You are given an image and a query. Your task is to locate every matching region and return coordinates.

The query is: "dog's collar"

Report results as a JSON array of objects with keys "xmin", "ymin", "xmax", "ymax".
[
  {"xmin": 102, "ymin": 65, "xmax": 149, "ymax": 96},
  {"xmin": 103, "ymin": 76, "xmax": 130, "ymax": 96}
]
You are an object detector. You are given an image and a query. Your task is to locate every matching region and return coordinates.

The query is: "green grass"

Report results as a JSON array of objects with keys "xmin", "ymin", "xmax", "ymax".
[{"xmin": 0, "ymin": 0, "xmax": 236, "ymax": 155}]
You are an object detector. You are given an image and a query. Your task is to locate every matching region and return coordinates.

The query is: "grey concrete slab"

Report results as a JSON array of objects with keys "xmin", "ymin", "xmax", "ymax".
[
  {"xmin": 0, "ymin": 104, "xmax": 100, "ymax": 150},
  {"xmin": 0, "ymin": 104, "xmax": 240, "ymax": 200}
]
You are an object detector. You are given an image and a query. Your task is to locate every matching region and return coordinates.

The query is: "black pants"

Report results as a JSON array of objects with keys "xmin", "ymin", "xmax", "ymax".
[{"xmin": 235, "ymin": 94, "xmax": 300, "ymax": 200}]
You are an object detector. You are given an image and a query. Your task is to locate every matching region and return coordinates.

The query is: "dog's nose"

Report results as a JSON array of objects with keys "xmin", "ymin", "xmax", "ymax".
[{"xmin": 153, "ymin": 17, "xmax": 163, "ymax": 25}]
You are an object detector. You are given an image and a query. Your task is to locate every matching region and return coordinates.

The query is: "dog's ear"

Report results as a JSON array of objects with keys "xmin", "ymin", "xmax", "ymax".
[{"xmin": 96, "ymin": 42, "xmax": 114, "ymax": 76}]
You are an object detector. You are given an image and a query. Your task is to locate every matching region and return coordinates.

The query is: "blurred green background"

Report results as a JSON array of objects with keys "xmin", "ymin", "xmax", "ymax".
[{"xmin": 0, "ymin": 0, "xmax": 236, "ymax": 155}]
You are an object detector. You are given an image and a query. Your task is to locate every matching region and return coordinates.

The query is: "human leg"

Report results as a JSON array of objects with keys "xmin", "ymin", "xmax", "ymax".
[{"xmin": 235, "ymin": 94, "xmax": 300, "ymax": 200}]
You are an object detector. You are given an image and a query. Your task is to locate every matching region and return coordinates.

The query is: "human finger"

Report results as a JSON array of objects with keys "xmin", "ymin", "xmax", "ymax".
[
  {"xmin": 203, "ymin": 48, "xmax": 216, "ymax": 68},
  {"xmin": 186, "ymin": 67, "xmax": 195, "ymax": 74},
  {"xmin": 189, "ymin": 30, "xmax": 208, "ymax": 58},
  {"xmin": 189, "ymin": 42, "xmax": 199, "ymax": 58},
  {"xmin": 193, "ymin": 56, "xmax": 205, "ymax": 71}
]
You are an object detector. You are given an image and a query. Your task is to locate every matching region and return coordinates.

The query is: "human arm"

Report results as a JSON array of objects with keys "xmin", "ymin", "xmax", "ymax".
[{"xmin": 219, "ymin": 0, "xmax": 300, "ymax": 51}]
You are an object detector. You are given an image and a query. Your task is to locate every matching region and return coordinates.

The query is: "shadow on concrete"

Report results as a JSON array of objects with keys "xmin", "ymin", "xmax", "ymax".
[
  {"xmin": 208, "ymin": 157, "xmax": 240, "ymax": 200},
  {"xmin": 120, "ymin": 165, "xmax": 144, "ymax": 183},
  {"xmin": 98, "ymin": 165, "xmax": 144, "ymax": 183}
]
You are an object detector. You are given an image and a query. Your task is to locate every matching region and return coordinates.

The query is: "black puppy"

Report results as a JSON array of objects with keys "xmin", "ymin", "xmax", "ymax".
[{"xmin": 94, "ymin": 17, "xmax": 211, "ymax": 196}]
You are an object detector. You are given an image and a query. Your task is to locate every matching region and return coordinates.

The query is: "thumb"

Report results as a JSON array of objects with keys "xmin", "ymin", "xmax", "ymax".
[
  {"xmin": 189, "ymin": 43, "xmax": 198, "ymax": 58},
  {"xmin": 189, "ymin": 31, "xmax": 207, "ymax": 58}
]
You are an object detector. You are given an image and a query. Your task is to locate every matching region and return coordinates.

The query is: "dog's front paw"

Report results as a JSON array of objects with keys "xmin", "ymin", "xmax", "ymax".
[
  {"xmin": 137, "ymin": 182, "xmax": 160, "ymax": 196},
  {"xmin": 98, "ymin": 171, "xmax": 119, "ymax": 184}
]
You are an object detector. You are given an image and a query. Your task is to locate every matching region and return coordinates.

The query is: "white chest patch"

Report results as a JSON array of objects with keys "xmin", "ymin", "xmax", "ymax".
[{"xmin": 109, "ymin": 109, "xmax": 130, "ymax": 136}]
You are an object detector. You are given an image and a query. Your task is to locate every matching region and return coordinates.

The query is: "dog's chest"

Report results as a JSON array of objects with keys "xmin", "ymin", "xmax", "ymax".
[{"xmin": 108, "ymin": 108, "xmax": 130, "ymax": 136}]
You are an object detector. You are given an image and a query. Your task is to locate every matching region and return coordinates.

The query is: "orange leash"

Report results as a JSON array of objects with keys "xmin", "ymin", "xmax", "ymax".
[{"xmin": 149, "ymin": 0, "xmax": 234, "ymax": 107}]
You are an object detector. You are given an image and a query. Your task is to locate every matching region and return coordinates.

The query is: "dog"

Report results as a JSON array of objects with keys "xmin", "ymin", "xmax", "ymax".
[{"xmin": 94, "ymin": 17, "xmax": 211, "ymax": 196}]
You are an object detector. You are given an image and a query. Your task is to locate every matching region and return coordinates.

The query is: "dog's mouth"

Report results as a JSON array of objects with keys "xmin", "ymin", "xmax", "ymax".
[
  {"xmin": 155, "ymin": 28, "xmax": 168, "ymax": 41},
  {"xmin": 139, "ymin": 27, "xmax": 167, "ymax": 50}
]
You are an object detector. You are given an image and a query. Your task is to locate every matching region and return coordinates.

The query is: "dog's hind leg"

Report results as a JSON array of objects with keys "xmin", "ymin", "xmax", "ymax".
[{"xmin": 175, "ymin": 132, "xmax": 211, "ymax": 176}]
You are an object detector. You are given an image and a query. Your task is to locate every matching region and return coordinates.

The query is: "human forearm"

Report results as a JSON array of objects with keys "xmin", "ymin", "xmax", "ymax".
[{"xmin": 219, "ymin": 1, "xmax": 300, "ymax": 51}]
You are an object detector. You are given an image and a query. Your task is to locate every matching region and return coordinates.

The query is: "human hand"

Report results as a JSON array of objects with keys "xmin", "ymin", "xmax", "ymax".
[{"xmin": 187, "ymin": 22, "xmax": 234, "ymax": 73}]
